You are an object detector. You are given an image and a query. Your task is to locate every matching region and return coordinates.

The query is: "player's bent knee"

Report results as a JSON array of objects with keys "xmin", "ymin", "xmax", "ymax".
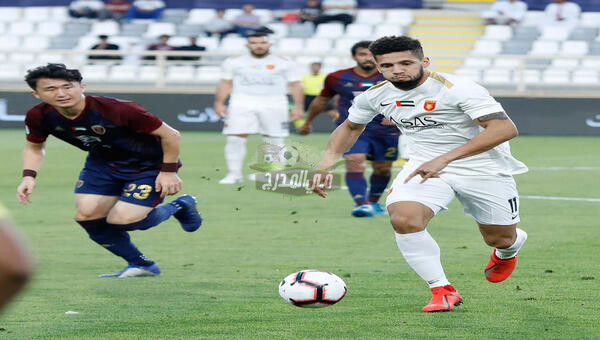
[
  {"xmin": 483, "ymin": 235, "xmax": 515, "ymax": 248},
  {"xmin": 389, "ymin": 213, "xmax": 426, "ymax": 234}
]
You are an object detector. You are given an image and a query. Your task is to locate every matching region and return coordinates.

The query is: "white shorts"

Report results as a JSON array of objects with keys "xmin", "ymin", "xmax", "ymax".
[
  {"xmin": 222, "ymin": 101, "xmax": 289, "ymax": 137},
  {"xmin": 386, "ymin": 161, "xmax": 521, "ymax": 225}
]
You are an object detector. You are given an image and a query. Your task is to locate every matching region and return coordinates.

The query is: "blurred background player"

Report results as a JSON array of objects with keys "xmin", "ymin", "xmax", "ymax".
[
  {"xmin": 301, "ymin": 62, "xmax": 326, "ymax": 112},
  {"xmin": 312, "ymin": 36, "xmax": 528, "ymax": 312},
  {"xmin": 17, "ymin": 63, "xmax": 202, "ymax": 278},
  {"xmin": 213, "ymin": 32, "xmax": 304, "ymax": 184},
  {"xmin": 298, "ymin": 41, "xmax": 400, "ymax": 217},
  {"xmin": 0, "ymin": 202, "xmax": 32, "ymax": 313}
]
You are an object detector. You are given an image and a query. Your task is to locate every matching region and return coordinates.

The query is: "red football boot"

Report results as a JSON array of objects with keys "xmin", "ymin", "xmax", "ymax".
[
  {"xmin": 485, "ymin": 250, "xmax": 517, "ymax": 283},
  {"xmin": 421, "ymin": 284, "xmax": 464, "ymax": 312}
]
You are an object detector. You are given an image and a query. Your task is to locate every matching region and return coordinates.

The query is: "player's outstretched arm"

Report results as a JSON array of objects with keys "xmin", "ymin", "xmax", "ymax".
[
  {"xmin": 311, "ymin": 120, "xmax": 365, "ymax": 197},
  {"xmin": 298, "ymin": 95, "xmax": 333, "ymax": 135},
  {"xmin": 213, "ymin": 79, "xmax": 232, "ymax": 118},
  {"xmin": 151, "ymin": 123, "xmax": 183, "ymax": 198},
  {"xmin": 288, "ymin": 81, "xmax": 305, "ymax": 122},
  {"xmin": 17, "ymin": 142, "xmax": 45, "ymax": 204},
  {"xmin": 405, "ymin": 112, "xmax": 518, "ymax": 183}
]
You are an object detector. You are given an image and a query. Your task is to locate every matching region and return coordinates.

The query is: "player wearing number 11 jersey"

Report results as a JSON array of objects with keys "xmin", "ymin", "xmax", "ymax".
[
  {"xmin": 312, "ymin": 36, "xmax": 529, "ymax": 312},
  {"xmin": 17, "ymin": 64, "xmax": 202, "ymax": 278}
]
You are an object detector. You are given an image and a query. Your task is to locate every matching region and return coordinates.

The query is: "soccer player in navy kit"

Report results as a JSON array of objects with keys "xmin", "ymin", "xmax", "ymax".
[
  {"xmin": 16, "ymin": 64, "xmax": 202, "ymax": 278},
  {"xmin": 298, "ymin": 41, "xmax": 400, "ymax": 217}
]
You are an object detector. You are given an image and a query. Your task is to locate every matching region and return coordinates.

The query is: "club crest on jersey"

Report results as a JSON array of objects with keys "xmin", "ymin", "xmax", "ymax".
[
  {"xmin": 76, "ymin": 180, "xmax": 84, "ymax": 188},
  {"xmin": 91, "ymin": 125, "xmax": 106, "ymax": 135},
  {"xmin": 424, "ymin": 100, "xmax": 437, "ymax": 112},
  {"xmin": 266, "ymin": 64, "xmax": 275, "ymax": 69}
]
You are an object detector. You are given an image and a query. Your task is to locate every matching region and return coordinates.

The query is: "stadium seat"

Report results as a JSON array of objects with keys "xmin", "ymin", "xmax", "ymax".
[
  {"xmin": 582, "ymin": 58, "xmax": 600, "ymax": 68},
  {"xmin": 551, "ymin": 58, "xmax": 579, "ymax": 69},
  {"xmin": 265, "ymin": 22, "xmax": 289, "ymax": 39},
  {"xmin": 160, "ymin": 9, "xmax": 189, "ymax": 23},
  {"xmin": 542, "ymin": 69, "xmax": 569, "ymax": 84},
  {"xmin": 483, "ymin": 69, "xmax": 512, "ymax": 84},
  {"xmin": 539, "ymin": 26, "xmax": 571, "ymax": 41},
  {"xmin": 0, "ymin": 7, "xmax": 21, "ymax": 22},
  {"xmin": 121, "ymin": 23, "xmax": 148, "ymax": 37},
  {"xmin": 529, "ymin": 41, "xmax": 559, "ymax": 56},
  {"xmin": 580, "ymin": 12, "xmax": 600, "ymax": 27},
  {"xmin": 463, "ymin": 57, "xmax": 492, "ymax": 68},
  {"xmin": 219, "ymin": 37, "xmax": 247, "ymax": 53},
  {"xmin": 63, "ymin": 21, "xmax": 92, "ymax": 36},
  {"xmin": 77, "ymin": 36, "xmax": 99, "ymax": 50},
  {"xmin": 275, "ymin": 38, "xmax": 304, "ymax": 53},
  {"xmin": 23, "ymin": 7, "xmax": 50, "ymax": 22},
  {"xmin": 568, "ymin": 27, "xmax": 598, "ymax": 41},
  {"xmin": 355, "ymin": 10, "xmax": 385, "ymax": 24},
  {"xmin": 454, "ymin": 68, "xmax": 481, "ymax": 82},
  {"xmin": 384, "ymin": 9, "xmax": 413, "ymax": 26},
  {"xmin": 471, "ymin": 40, "xmax": 502, "ymax": 55},
  {"xmin": 50, "ymin": 7, "xmax": 69, "ymax": 22},
  {"xmin": 0, "ymin": 36, "xmax": 21, "ymax": 51},
  {"xmin": 0, "ymin": 64, "xmax": 22, "ymax": 80},
  {"xmin": 198, "ymin": 37, "xmax": 219, "ymax": 50},
  {"xmin": 323, "ymin": 56, "xmax": 341, "ymax": 70},
  {"xmin": 166, "ymin": 65, "xmax": 195, "ymax": 82},
  {"xmin": 559, "ymin": 41, "xmax": 589, "ymax": 56},
  {"xmin": 90, "ymin": 21, "xmax": 120, "ymax": 37},
  {"xmin": 494, "ymin": 57, "xmax": 521, "ymax": 68},
  {"xmin": 253, "ymin": 9, "xmax": 274, "ymax": 24},
  {"xmin": 81, "ymin": 64, "xmax": 110, "ymax": 81},
  {"xmin": 374, "ymin": 24, "xmax": 403, "ymax": 37},
  {"xmin": 8, "ymin": 22, "xmax": 35, "ymax": 36},
  {"xmin": 36, "ymin": 22, "xmax": 64, "ymax": 36},
  {"xmin": 315, "ymin": 23, "xmax": 345, "ymax": 38},
  {"xmin": 513, "ymin": 26, "xmax": 539, "ymax": 41},
  {"xmin": 334, "ymin": 38, "xmax": 361, "ymax": 54},
  {"xmin": 0, "ymin": 22, "xmax": 5, "ymax": 35},
  {"xmin": 287, "ymin": 22, "xmax": 314, "ymax": 38},
  {"xmin": 37, "ymin": 52, "xmax": 66, "ymax": 64},
  {"xmin": 145, "ymin": 22, "xmax": 176, "ymax": 38},
  {"xmin": 482, "ymin": 25, "xmax": 512, "ymax": 41},
  {"xmin": 23, "ymin": 36, "xmax": 50, "ymax": 50},
  {"xmin": 520, "ymin": 11, "xmax": 544, "ymax": 27},
  {"xmin": 224, "ymin": 9, "xmax": 243, "ymax": 21},
  {"xmin": 186, "ymin": 9, "xmax": 216, "ymax": 24},
  {"xmin": 195, "ymin": 66, "xmax": 221, "ymax": 83},
  {"xmin": 344, "ymin": 23, "xmax": 373, "ymax": 39},
  {"xmin": 49, "ymin": 36, "xmax": 79, "ymax": 49},
  {"xmin": 305, "ymin": 38, "xmax": 333, "ymax": 53},
  {"xmin": 502, "ymin": 40, "xmax": 532, "ymax": 54},
  {"xmin": 167, "ymin": 36, "xmax": 191, "ymax": 47},
  {"xmin": 590, "ymin": 41, "xmax": 600, "ymax": 55},
  {"xmin": 523, "ymin": 69, "xmax": 540, "ymax": 83},
  {"xmin": 177, "ymin": 23, "xmax": 203, "ymax": 37},
  {"xmin": 138, "ymin": 65, "xmax": 160, "ymax": 82},
  {"xmin": 10, "ymin": 52, "xmax": 36, "ymax": 64},
  {"xmin": 571, "ymin": 70, "xmax": 599, "ymax": 84}
]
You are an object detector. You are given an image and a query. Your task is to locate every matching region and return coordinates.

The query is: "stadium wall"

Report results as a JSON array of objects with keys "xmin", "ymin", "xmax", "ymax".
[{"xmin": 1, "ymin": 92, "xmax": 599, "ymax": 135}]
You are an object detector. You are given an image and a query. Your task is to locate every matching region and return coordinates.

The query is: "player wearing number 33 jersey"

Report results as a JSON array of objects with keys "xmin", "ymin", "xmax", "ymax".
[
  {"xmin": 17, "ymin": 64, "xmax": 202, "ymax": 278},
  {"xmin": 316, "ymin": 36, "xmax": 529, "ymax": 312}
]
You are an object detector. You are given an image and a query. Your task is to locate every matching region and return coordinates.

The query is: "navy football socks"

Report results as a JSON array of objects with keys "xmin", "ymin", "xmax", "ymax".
[
  {"xmin": 346, "ymin": 172, "xmax": 369, "ymax": 206},
  {"xmin": 105, "ymin": 202, "xmax": 180, "ymax": 231},
  {"xmin": 368, "ymin": 173, "xmax": 391, "ymax": 203}
]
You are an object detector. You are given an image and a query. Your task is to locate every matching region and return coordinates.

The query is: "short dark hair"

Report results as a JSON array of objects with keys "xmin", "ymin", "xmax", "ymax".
[
  {"xmin": 369, "ymin": 36, "xmax": 424, "ymax": 59},
  {"xmin": 24, "ymin": 63, "xmax": 82, "ymax": 90},
  {"xmin": 98, "ymin": 34, "xmax": 108, "ymax": 39},
  {"xmin": 246, "ymin": 31, "xmax": 268, "ymax": 39},
  {"xmin": 351, "ymin": 40, "xmax": 372, "ymax": 56}
]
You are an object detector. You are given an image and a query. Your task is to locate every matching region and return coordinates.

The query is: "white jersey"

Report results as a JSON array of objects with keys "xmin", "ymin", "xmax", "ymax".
[
  {"xmin": 348, "ymin": 72, "xmax": 528, "ymax": 176},
  {"xmin": 221, "ymin": 54, "xmax": 302, "ymax": 105}
]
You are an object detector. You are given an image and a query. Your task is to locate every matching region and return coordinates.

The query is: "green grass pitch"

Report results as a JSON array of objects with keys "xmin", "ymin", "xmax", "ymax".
[{"xmin": 0, "ymin": 129, "xmax": 599, "ymax": 339}]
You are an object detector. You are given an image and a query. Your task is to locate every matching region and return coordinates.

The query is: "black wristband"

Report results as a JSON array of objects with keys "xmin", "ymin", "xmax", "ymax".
[
  {"xmin": 23, "ymin": 169, "xmax": 37, "ymax": 178},
  {"xmin": 160, "ymin": 163, "xmax": 178, "ymax": 172}
]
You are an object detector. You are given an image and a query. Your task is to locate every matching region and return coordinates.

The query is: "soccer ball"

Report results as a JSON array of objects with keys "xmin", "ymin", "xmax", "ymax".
[
  {"xmin": 263, "ymin": 153, "xmax": 276, "ymax": 164},
  {"xmin": 278, "ymin": 270, "xmax": 347, "ymax": 308},
  {"xmin": 278, "ymin": 146, "xmax": 300, "ymax": 167}
]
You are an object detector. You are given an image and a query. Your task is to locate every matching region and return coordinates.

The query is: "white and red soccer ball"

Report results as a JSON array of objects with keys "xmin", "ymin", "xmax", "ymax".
[{"xmin": 279, "ymin": 270, "xmax": 347, "ymax": 308}]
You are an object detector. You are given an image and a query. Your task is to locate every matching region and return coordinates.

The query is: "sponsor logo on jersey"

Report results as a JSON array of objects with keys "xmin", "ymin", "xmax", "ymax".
[
  {"xmin": 391, "ymin": 116, "xmax": 444, "ymax": 131},
  {"xmin": 424, "ymin": 100, "xmax": 437, "ymax": 112},
  {"xmin": 91, "ymin": 125, "xmax": 106, "ymax": 135},
  {"xmin": 344, "ymin": 82, "xmax": 353, "ymax": 87},
  {"xmin": 55, "ymin": 126, "xmax": 64, "ymax": 131},
  {"xmin": 266, "ymin": 64, "xmax": 275, "ymax": 69}
]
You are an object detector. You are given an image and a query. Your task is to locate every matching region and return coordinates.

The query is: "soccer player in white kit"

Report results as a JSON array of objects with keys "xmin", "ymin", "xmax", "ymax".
[
  {"xmin": 214, "ymin": 32, "xmax": 304, "ymax": 184},
  {"xmin": 312, "ymin": 36, "xmax": 529, "ymax": 312}
]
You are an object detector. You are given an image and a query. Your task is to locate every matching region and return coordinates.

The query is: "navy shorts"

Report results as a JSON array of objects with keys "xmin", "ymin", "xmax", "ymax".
[
  {"xmin": 344, "ymin": 133, "xmax": 399, "ymax": 161},
  {"xmin": 74, "ymin": 160, "xmax": 163, "ymax": 207}
]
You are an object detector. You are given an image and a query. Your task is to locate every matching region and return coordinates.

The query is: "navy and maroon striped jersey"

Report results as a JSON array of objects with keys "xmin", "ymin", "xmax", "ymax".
[
  {"xmin": 25, "ymin": 95, "xmax": 164, "ymax": 171},
  {"xmin": 320, "ymin": 67, "xmax": 399, "ymax": 137}
]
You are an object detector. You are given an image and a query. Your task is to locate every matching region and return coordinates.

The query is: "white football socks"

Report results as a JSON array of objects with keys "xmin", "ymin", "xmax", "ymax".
[
  {"xmin": 224, "ymin": 135, "xmax": 247, "ymax": 177},
  {"xmin": 395, "ymin": 230, "xmax": 450, "ymax": 288},
  {"xmin": 495, "ymin": 228, "xmax": 528, "ymax": 259}
]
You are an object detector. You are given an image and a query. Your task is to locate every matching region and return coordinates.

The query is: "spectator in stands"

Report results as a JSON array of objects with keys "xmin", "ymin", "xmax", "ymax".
[
  {"xmin": 68, "ymin": 0, "xmax": 105, "ymax": 19},
  {"xmin": 103, "ymin": 0, "xmax": 132, "ymax": 22},
  {"xmin": 205, "ymin": 9, "xmax": 235, "ymax": 39},
  {"xmin": 314, "ymin": 0, "xmax": 356, "ymax": 27},
  {"xmin": 174, "ymin": 37, "xmax": 207, "ymax": 61},
  {"xmin": 300, "ymin": 0, "xmax": 322, "ymax": 24},
  {"xmin": 146, "ymin": 34, "xmax": 174, "ymax": 60},
  {"xmin": 125, "ymin": 0, "xmax": 165, "ymax": 21},
  {"xmin": 481, "ymin": 0, "xmax": 527, "ymax": 25},
  {"xmin": 89, "ymin": 35, "xmax": 121, "ymax": 61},
  {"xmin": 301, "ymin": 62, "xmax": 326, "ymax": 111},
  {"xmin": 538, "ymin": 0, "xmax": 581, "ymax": 31},
  {"xmin": 231, "ymin": 3, "xmax": 273, "ymax": 37}
]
